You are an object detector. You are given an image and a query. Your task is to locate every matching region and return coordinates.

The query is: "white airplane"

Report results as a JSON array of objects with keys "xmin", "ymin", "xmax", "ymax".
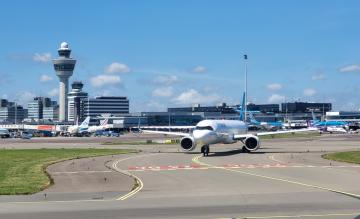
[
  {"xmin": 320, "ymin": 126, "xmax": 348, "ymax": 134},
  {"xmin": 87, "ymin": 118, "xmax": 109, "ymax": 133},
  {"xmin": 67, "ymin": 116, "xmax": 90, "ymax": 136},
  {"xmin": 142, "ymin": 119, "xmax": 317, "ymax": 156}
]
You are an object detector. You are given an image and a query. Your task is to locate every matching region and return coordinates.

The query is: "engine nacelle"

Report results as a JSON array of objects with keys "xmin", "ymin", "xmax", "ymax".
[
  {"xmin": 244, "ymin": 136, "xmax": 260, "ymax": 151},
  {"xmin": 180, "ymin": 137, "xmax": 196, "ymax": 151}
]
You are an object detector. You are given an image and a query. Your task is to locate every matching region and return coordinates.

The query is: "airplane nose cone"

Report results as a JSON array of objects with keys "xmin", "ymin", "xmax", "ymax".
[{"xmin": 193, "ymin": 130, "xmax": 216, "ymax": 145}]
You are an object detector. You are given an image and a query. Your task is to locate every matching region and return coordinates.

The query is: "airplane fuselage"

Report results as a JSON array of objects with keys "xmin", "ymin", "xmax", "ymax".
[{"xmin": 192, "ymin": 120, "xmax": 247, "ymax": 146}]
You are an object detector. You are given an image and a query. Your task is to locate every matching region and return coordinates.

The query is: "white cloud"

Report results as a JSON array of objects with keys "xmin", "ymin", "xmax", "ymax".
[
  {"xmin": 90, "ymin": 75, "xmax": 122, "ymax": 87},
  {"xmin": 339, "ymin": 64, "xmax": 360, "ymax": 73},
  {"xmin": 153, "ymin": 75, "xmax": 179, "ymax": 85},
  {"xmin": 267, "ymin": 94, "xmax": 285, "ymax": 103},
  {"xmin": 266, "ymin": 83, "xmax": 282, "ymax": 91},
  {"xmin": 303, "ymin": 88, "xmax": 317, "ymax": 97},
  {"xmin": 40, "ymin": 74, "xmax": 53, "ymax": 82},
  {"xmin": 173, "ymin": 89, "xmax": 220, "ymax": 105},
  {"xmin": 105, "ymin": 62, "xmax": 130, "ymax": 74},
  {"xmin": 145, "ymin": 101, "xmax": 166, "ymax": 111},
  {"xmin": 192, "ymin": 66, "xmax": 207, "ymax": 73},
  {"xmin": 152, "ymin": 87, "xmax": 173, "ymax": 97},
  {"xmin": 311, "ymin": 73, "xmax": 325, "ymax": 81},
  {"xmin": 15, "ymin": 91, "xmax": 36, "ymax": 105},
  {"xmin": 47, "ymin": 88, "xmax": 59, "ymax": 97},
  {"xmin": 33, "ymin": 53, "xmax": 51, "ymax": 63}
]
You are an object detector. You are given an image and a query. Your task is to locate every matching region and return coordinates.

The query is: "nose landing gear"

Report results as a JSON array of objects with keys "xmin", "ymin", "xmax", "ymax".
[{"xmin": 201, "ymin": 145, "xmax": 210, "ymax": 157}]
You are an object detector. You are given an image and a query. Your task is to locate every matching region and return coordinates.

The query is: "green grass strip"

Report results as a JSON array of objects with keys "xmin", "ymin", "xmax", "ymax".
[
  {"xmin": 323, "ymin": 151, "xmax": 360, "ymax": 164},
  {"xmin": 260, "ymin": 132, "xmax": 320, "ymax": 139},
  {"xmin": 0, "ymin": 148, "xmax": 136, "ymax": 195}
]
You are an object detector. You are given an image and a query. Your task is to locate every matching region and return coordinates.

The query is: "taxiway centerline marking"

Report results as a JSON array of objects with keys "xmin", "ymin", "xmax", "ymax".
[
  {"xmin": 268, "ymin": 154, "xmax": 286, "ymax": 164},
  {"xmin": 112, "ymin": 153, "xmax": 159, "ymax": 201},
  {"xmin": 192, "ymin": 155, "xmax": 360, "ymax": 200}
]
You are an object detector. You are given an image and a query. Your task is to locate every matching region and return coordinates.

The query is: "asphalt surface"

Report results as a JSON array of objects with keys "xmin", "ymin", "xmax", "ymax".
[{"xmin": 0, "ymin": 133, "xmax": 360, "ymax": 219}]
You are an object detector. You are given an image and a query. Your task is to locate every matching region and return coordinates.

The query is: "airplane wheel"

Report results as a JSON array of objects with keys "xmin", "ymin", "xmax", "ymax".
[
  {"xmin": 242, "ymin": 146, "xmax": 250, "ymax": 153},
  {"xmin": 205, "ymin": 145, "xmax": 209, "ymax": 156},
  {"xmin": 201, "ymin": 146, "xmax": 205, "ymax": 156}
]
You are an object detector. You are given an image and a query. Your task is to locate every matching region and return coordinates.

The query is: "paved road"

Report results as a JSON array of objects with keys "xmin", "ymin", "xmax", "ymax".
[{"xmin": 0, "ymin": 134, "xmax": 360, "ymax": 218}]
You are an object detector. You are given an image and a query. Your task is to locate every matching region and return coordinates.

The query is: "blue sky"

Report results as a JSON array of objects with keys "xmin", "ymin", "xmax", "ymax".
[{"xmin": 1, "ymin": 0, "xmax": 360, "ymax": 111}]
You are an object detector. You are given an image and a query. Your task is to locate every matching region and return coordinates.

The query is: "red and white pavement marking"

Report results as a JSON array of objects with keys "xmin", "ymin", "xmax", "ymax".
[{"xmin": 127, "ymin": 164, "xmax": 360, "ymax": 172}]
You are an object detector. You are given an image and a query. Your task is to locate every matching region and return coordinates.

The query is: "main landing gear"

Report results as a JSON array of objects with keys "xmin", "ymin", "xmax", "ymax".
[{"xmin": 201, "ymin": 145, "xmax": 210, "ymax": 157}]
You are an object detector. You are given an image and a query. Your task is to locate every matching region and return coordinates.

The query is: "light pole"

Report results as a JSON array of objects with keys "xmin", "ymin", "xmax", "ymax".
[{"xmin": 244, "ymin": 54, "xmax": 248, "ymax": 124}]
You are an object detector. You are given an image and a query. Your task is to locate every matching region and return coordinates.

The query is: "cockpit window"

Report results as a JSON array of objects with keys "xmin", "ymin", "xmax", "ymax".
[{"xmin": 195, "ymin": 126, "xmax": 214, "ymax": 131}]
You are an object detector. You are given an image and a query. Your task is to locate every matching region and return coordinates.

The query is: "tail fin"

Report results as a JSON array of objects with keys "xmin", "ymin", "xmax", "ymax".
[
  {"xmin": 311, "ymin": 111, "xmax": 316, "ymax": 121},
  {"xmin": 80, "ymin": 117, "xmax": 90, "ymax": 128},
  {"xmin": 100, "ymin": 118, "xmax": 108, "ymax": 126},
  {"xmin": 239, "ymin": 92, "xmax": 246, "ymax": 121},
  {"xmin": 248, "ymin": 111, "xmax": 258, "ymax": 123}
]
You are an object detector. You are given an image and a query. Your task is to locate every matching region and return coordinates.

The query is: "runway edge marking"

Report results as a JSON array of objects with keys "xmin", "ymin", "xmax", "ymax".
[
  {"xmin": 192, "ymin": 155, "xmax": 360, "ymax": 200},
  {"xmin": 111, "ymin": 153, "xmax": 158, "ymax": 201}
]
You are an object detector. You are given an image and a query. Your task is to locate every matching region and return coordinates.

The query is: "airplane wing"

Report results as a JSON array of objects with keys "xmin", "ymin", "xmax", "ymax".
[
  {"xmin": 140, "ymin": 126, "xmax": 195, "ymax": 129},
  {"xmin": 233, "ymin": 127, "xmax": 318, "ymax": 140},
  {"xmin": 141, "ymin": 129, "xmax": 191, "ymax": 137}
]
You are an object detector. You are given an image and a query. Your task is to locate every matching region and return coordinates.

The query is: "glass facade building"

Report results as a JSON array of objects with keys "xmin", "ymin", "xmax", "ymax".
[{"xmin": 82, "ymin": 96, "xmax": 129, "ymax": 117}]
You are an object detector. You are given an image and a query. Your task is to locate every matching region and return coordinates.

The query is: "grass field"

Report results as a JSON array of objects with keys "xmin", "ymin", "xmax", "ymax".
[
  {"xmin": 323, "ymin": 151, "xmax": 360, "ymax": 164},
  {"xmin": 259, "ymin": 131, "xmax": 321, "ymax": 139},
  {"xmin": 102, "ymin": 140, "xmax": 179, "ymax": 145},
  {"xmin": 0, "ymin": 148, "xmax": 136, "ymax": 195}
]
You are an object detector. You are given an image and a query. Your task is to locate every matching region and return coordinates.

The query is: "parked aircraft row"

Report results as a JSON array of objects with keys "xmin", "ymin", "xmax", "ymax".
[{"xmin": 66, "ymin": 117, "xmax": 110, "ymax": 136}]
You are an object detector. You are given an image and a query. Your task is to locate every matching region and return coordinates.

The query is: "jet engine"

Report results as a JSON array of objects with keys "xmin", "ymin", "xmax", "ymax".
[
  {"xmin": 180, "ymin": 137, "xmax": 196, "ymax": 151},
  {"xmin": 244, "ymin": 136, "xmax": 260, "ymax": 151}
]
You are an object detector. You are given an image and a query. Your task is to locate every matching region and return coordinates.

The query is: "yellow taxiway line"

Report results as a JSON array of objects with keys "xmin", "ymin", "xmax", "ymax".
[
  {"xmin": 112, "ymin": 153, "xmax": 158, "ymax": 201},
  {"xmin": 192, "ymin": 155, "xmax": 360, "ymax": 199}
]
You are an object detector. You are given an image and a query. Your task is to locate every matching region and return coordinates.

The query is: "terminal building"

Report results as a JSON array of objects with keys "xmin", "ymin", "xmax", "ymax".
[
  {"xmin": 168, "ymin": 103, "xmax": 237, "ymax": 115},
  {"xmin": 281, "ymin": 102, "xmax": 332, "ymax": 113},
  {"xmin": 247, "ymin": 103, "xmax": 280, "ymax": 113}
]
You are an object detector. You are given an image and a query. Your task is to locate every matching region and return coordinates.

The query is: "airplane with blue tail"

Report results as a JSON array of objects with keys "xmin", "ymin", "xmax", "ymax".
[{"xmin": 67, "ymin": 116, "xmax": 91, "ymax": 136}]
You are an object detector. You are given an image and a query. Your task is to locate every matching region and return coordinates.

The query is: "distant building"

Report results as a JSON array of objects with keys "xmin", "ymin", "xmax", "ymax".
[
  {"xmin": 83, "ymin": 96, "xmax": 129, "ymax": 118},
  {"xmin": 247, "ymin": 103, "xmax": 280, "ymax": 113},
  {"xmin": 168, "ymin": 103, "xmax": 237, "ymax": 114},
  {"xmin": 43, "ymin": 105, "xmax": 59, "ymax": 121},
  {"xmin": 0, "ymin": 99, "xmax": 26, "ymax": 123},
  {"xmin": 67, "ymin": 81, "xmax": 88, "ymax": 122},
  {"xmin": 281, "ymin": 102, "xmax": 331, "ymax": 113},
  {"xmin": 28, "ymin": 97, "xmax": 57, "ymax": 121}
]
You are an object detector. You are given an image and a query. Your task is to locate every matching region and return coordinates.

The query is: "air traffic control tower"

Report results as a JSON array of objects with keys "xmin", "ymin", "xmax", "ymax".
[{"xmin": 52, "ymin": 42, "xmax": 76, "ymax": 122}]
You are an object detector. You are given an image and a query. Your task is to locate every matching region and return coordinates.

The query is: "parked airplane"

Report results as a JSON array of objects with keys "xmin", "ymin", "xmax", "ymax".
[
  {"xmin": 142, "ymin": 119, "xmax": 317, "ymax": 156},
  {"xmin": 310, "ymin": 111, "xmax": 348, "ymax": 127},
  {"xmin": 236, "ymin": 92, "xmax": 283, "ymax": 130},
  {"xmin": 319, "ymin": 126, "xmax": 347, "ymax": 134},
  {"xmin": 67, "ymin": 116, "xmax": 90, "ymax": 136},
  {"xmin": 87, "ymin": 118, "xmax": 109, "ymax": 133},
  {"xmin": 248, "ymin": 112, "xmax": 284, "ymax": 131}
]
